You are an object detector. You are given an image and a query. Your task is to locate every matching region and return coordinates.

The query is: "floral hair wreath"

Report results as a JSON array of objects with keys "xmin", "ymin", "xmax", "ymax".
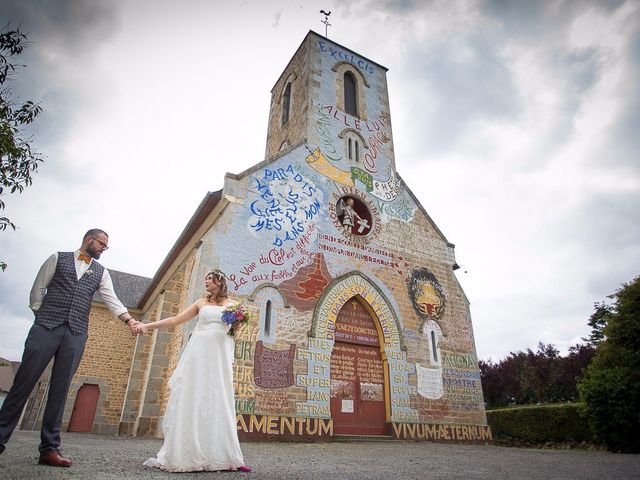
[{"xmin": 207, "ymin": 268, "xmax": 227, "ymax": 279}]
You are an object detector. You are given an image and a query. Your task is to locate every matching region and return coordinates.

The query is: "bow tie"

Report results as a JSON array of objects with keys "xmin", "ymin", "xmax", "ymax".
[{"xmin": 78, "ymin": 253, "xmax": 92, "ymax": 264}]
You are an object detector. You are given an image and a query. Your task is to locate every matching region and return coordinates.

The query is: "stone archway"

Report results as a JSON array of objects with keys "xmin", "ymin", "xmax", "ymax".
[
  {"xmin": 296, "ymin": 272, "xmax": 405, "ymax": 431},
  {"xmin": 311, "ymin": 272, "xmax": 402, "ymax": 351}
]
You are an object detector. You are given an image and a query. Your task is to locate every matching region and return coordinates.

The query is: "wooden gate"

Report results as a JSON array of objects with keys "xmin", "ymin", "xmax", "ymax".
[
  {"xmin": 330, "ymin": 297, "xmax": 387, "ymax": 435},
  {"xmin": 67, "ymin": 384, "xmax": 100, "ymax": 433}
]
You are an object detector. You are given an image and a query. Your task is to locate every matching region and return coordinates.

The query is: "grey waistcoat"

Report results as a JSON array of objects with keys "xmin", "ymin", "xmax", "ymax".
[{"xmin": 35, "ymin": 251, "xmax": 104, "ymax": 335}]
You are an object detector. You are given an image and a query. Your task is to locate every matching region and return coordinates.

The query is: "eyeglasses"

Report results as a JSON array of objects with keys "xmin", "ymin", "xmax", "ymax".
[{"xmin": 91, "ymin": 237, "xmax": 109, "ymax": 250}]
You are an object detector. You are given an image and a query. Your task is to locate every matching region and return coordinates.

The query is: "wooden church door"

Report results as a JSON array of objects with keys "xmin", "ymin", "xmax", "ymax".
[
  {"xmin": 68, "ymin": 384, "xmax": 100, "ymax": 433},
  {"xmin": 330, "ymin": 297, "xmax": 387, "ymax": 435}
]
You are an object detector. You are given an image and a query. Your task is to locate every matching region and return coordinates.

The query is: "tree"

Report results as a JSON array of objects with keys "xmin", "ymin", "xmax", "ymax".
[
  {"xmin": 480, "ymin": 342, "xmax": 595, "ymax": 408},
  {"xmin": 479, "ymin": 351, "xmax": 528, "ymax": 407},
  {"xmin": 578, "ymin": 275, "xmax": 640, "ymax": 453},
  {"xmin": 583, "ymin": 301, "xmax": 612, "ymax": 347},
  {"xmin": 521, "ymin": 342, "xmax": 559, "ymax": 402},
  {"xmin": 555, "ymin": 343, "xmax": 595, "ymax": 401},
  {"xmin": 0, "ymin": 26, "xmax": 43, "ymax": 271}
]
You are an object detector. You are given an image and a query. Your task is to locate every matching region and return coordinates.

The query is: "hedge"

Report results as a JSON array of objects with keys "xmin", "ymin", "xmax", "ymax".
[{"xmin": 487, "ymin": 403, "xmax": 595, "ymax": 444}]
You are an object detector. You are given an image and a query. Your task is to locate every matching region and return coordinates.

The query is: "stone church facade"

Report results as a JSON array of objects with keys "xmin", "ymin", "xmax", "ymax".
[{"xmin": 22, "ymin": 31, "xmax": 490, "ymax": 443}]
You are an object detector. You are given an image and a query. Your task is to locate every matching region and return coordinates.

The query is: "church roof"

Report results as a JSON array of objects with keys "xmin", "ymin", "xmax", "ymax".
[
  {"xmin": 109, "ymin": 270, "xmax": 153, "ymax": 308},
  {"xmin": 91, "ymin": 270, "xmax": 152, "ymax": 309}
]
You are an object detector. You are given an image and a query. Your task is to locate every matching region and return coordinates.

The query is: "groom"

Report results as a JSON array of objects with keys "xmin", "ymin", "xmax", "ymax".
[{"xmin": 0, "ymin": 229, "xmax": 142, "ymax": 467}]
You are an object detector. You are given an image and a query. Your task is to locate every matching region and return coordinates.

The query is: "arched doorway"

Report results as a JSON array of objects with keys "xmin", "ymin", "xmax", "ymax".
[
  {"xmin": 68, "ymin": 384, "xmax": 100, "ymax": 433},
  {"xmin": 330, "ymin": 296, "xmax": 387, "ymax": 435}
]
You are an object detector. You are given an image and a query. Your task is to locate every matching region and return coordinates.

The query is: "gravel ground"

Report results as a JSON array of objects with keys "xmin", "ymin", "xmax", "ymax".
[{"xmin": 0, "ymin": 430, "xmax": 639, "ymax": 480}]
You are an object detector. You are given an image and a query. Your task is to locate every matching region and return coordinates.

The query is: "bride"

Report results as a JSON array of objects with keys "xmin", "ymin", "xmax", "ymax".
[{"xmin": 139, "ymin": 269, "xmax": 251, "ymax": 472}]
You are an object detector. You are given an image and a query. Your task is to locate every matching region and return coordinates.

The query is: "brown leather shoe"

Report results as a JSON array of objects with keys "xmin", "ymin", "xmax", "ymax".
[{"xmin": 38, "ymin": 450, "xmax": 73, "ymax": 467}]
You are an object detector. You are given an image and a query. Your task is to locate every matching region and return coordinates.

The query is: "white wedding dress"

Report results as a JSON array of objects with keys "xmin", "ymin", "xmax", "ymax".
[{"xmin": 144, "ymin": 304, "xmax": 244, "ymax": 472}]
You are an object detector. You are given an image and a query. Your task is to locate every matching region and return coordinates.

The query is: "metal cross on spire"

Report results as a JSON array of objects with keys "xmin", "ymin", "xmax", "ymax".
[{"xmin": 320, "ymin": 10, "xmax": 331, "ymax": 38}]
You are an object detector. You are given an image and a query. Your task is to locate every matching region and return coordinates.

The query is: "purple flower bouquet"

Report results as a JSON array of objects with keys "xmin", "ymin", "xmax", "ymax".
[{"xmin": 221, "ymin": 303, "xmax": 252, "ymax": 336}]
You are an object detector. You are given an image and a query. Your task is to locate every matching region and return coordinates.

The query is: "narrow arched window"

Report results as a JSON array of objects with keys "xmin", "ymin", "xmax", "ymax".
[
  {"xmin": 281, "ymin": 83, "xmax": 291, "ymax": 126},
  {"xmin": 431, "ymin": 330, "xmax": 438, "ymax": 362},
  {"xmin": 344, "ymin": 72, "xmax": 357, "ymax": 116},
  {"xmin": 344, "ymin": 134, "xmax": 362, "ymax": 163},
  {"xmin": 264, "ymin": 300, "xmax": 272, "ymax": 337}
]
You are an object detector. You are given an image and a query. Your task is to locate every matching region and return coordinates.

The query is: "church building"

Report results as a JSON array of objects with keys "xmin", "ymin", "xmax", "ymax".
[{"xmin": 22, "ymin": 31, "xmax": 491, "ymax": 443}]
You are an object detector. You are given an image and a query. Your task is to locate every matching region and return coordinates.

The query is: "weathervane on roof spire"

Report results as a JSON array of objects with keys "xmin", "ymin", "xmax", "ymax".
[{"xmin": 320, "ymin": 10, "xmax": 331, "ymax": 38}]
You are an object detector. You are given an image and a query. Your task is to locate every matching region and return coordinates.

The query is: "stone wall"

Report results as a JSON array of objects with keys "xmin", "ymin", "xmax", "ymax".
[
  {"xmin": 264, "ymin": 37, "xmax": 310, "ymax": 160},
  {"xmin": 200, "ymin": 32, "xmax": 488, "ymax": 439},
  {"xmin": 68, "ymin": 304, "xmax": 137, "ymax": 434},
  {"xmin": 20, "ymin": 302, "xmax": 140, "ymax": 435},
  {"xmin": 129, "ymin": 250, "xmax": 197, "ymax": 437}
]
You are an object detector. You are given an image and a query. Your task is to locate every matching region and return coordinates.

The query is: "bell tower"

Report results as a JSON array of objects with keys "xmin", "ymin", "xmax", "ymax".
[{"xmin": 264, "ymin": 31, "xmax": 396, "ymax": 176}]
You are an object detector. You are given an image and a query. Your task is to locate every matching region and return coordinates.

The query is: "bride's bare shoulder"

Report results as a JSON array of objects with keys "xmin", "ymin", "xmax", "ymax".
[{"xmin": 193, "ymin": 298, "xmax": 210, "ymax": 310}]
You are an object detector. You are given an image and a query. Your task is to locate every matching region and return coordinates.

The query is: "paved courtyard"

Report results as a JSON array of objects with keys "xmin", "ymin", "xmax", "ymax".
[{"xmin": 0, "ymin": 430, "xmax": 638, "ymax": 480}]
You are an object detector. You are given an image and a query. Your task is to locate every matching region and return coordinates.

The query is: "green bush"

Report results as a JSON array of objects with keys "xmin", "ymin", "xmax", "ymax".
[
  {"xmin": 487, "ymin": 403, "xmax": 595, "ymax": 445},
  {"xmin": 578, "ymin": 276, "xmax": 640, "ymax": 453}
]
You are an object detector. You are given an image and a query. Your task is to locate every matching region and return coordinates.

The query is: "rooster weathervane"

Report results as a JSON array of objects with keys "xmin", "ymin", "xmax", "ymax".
[{"xmin": 320, "ymin": 10, "xmax": 331, "ymax": 38}]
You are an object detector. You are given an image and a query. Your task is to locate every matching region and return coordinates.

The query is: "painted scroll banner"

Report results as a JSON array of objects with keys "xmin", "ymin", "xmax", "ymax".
[
  {"xmin": 370, "ymin": 172, "xmax": 401, "ymax": 202},
  {"xmin": 305, "ymin": 147, "xmax": 354, "ymax": 186},
  {"xmin": 304, "ymin": 147, "xmax": 401, "ymax": 203},
  {"xmin": 350, "ymin": 167, "xmax": 401, "ymax": 202}
]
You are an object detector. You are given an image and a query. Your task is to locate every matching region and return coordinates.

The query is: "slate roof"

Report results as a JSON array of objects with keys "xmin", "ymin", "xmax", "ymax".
[{"xmin": 92, "ymin": 269, "xmax": 153, "ymax": 309}]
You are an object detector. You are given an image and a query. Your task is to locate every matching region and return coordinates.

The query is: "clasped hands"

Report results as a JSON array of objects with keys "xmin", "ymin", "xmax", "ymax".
[{"xmin": 126, "ymin": 319, "xmax": 149, "ymax": 336}]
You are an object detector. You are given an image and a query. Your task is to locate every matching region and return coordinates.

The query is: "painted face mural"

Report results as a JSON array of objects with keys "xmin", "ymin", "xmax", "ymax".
[{"xmin": 408, "ymin": 268, "xmax": 445, "ymax": 321}]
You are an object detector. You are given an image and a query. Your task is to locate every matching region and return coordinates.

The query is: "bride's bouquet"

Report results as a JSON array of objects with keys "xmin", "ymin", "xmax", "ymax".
[{"xmin": 221, "ymin": 302, "xmax": 253, "ymax": 336}]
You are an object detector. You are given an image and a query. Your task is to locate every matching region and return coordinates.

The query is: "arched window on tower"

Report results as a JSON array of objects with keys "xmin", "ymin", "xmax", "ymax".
[
  {"xmin": 342, "ymin": 130, "xmax": 364, "ymax": 163},
  {"xmin": 347, "ymin": 137, "xmax": 361, "ymax": 162},
  {"xmin": 344, "ymin": 71, "xmax": 357, "ymax": 116},
  {"xmin": 281, "ymin": 82, "xmax": 291, "ymax": 126},
  {"xmin": 264, "ymin": 300, "xmax": 272, "ymax": 337}
]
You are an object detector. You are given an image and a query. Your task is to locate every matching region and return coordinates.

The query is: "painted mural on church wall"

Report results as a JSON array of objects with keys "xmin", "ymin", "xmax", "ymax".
[{"xmin": 202, "ymin": 35, "xmax": 487, "ymax": 438}]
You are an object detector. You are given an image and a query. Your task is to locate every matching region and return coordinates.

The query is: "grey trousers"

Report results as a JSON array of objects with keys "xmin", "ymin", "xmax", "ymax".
[{"xmin": 0, "ymin": 323, "xmax": 87, "ymax": 454}]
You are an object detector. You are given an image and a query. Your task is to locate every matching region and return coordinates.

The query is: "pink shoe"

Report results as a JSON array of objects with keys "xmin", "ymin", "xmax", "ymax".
[{"xmin": 237, "ymin": 465, "xmax": 252, "ymax": 472}]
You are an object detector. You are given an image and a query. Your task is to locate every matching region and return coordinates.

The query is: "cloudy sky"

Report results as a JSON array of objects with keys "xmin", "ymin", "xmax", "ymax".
[{"xmin": 0, "ymin": 0, "xmax": 638, "ymax": 362}]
